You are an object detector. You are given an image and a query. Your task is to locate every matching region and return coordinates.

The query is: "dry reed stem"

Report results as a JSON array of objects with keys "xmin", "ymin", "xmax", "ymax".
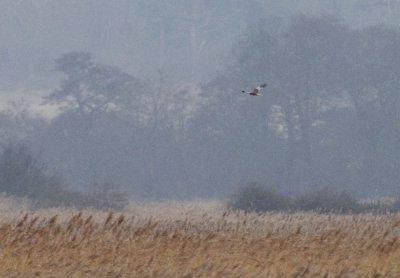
[{"xmin": 0, "ymin": 201, "xmax": 399, "ymax": 277}]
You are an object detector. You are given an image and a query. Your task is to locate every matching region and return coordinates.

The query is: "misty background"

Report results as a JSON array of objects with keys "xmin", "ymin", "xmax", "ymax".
[{"xmin": 1, "ymin": 0, "xmax": 400, "ymax": 203}]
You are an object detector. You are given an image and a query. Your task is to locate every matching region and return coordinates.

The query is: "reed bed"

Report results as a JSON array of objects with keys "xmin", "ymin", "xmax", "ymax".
[{"xmin": 0, "ymin": 200, "xmax": 399, "ymax": 277}]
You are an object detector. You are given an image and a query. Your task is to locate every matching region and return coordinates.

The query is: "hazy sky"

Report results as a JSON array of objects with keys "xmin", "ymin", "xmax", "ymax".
[{"xmin": 0, "ymin": 0, "xmax": 398, "ymax": 118}]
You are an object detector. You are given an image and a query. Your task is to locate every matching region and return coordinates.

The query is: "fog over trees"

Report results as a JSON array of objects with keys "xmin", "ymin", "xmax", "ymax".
[{"xmin": 1, "ymin": 1, "xmax": 400, "ymax": 202}]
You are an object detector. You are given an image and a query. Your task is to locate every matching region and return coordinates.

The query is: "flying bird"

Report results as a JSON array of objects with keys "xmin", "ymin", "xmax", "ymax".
[{"xmin": 242, "ymin": 84, "xmax": 267, "ymax": 96}]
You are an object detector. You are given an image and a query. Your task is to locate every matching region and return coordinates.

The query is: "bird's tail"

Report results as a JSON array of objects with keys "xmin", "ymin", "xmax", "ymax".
[
  {"xmin": 260, "ymin": 84, "xmax": 267, "ymax": 88},
  {"xmin": 241, "ymin": 90, "xmax": 246, "ymax": 93}
]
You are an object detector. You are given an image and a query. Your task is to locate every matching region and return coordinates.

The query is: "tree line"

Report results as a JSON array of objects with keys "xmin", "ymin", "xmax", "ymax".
[{"xmin": 1, "ymin": 14, "xmax": 400, "ymax": 199}]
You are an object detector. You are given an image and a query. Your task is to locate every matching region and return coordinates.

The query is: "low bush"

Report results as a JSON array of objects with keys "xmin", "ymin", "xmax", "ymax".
[
  {"xmin": 0, "ymin": 142, "xmax": 128, "ymax": 210},
  {"xmin": 228, "ymin": 182, "xmax": 364, "ymax": 213},
  {"xmin": 293, "ymin": 187, "xmax": 360, "ymax": 213},
  {"xmin": 86, "ymin": 181, "xmax": 129, "ymax": 210},
  {"xmin": 227, "ymin": 182, "xmax": 288, "ymax": 212},
  {"xmin": 388, "ymin": 197, "xmax": 400, "ymax": 213}
]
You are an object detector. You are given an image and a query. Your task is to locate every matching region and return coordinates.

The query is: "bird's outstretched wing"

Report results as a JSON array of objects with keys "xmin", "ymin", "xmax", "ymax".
[
  {"xmin": 251, "ymin": 84, "xmax": 267, "ymax": 95},
  {"xmin": 255, "ymin": 84, "xmax": 267, "ymax": 91},
  {"xmin": 242, "ymin": 84, "xmax": 267, "ymax": 96}
]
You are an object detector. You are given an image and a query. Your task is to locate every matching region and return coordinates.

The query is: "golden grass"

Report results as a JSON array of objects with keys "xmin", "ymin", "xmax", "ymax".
[{"xmin": 0, "ymin": 200, "xmax": 399, "ymax": 277}]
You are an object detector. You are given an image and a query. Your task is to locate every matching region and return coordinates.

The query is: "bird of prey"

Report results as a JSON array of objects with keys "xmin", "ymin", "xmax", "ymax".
[{"xmin": 241, "ymin": 84, "xmax": 267, "ymax": 96}]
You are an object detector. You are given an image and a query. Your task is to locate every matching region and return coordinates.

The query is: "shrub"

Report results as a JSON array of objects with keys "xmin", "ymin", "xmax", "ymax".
[
  {"xmin": 227, "ymin": 182, "xmax": 288, "ymax": 212},
  {"xmin": 388, "ymin": 197, "xmax": 400, "ymax": 213},
  {"xmin": 0, "ymin": 142, "xmax": 58, "ymax": 198},
  {"xmin": 0, "ymin": 142, "xmax": 128, "ymax": 210},
  {"xmin": 293, "ymin": 187, "xmax": 359, "ymax": 213},
  {"xmin": 86, "ymin": 181, "xmax": 129, "ymax": 210}
]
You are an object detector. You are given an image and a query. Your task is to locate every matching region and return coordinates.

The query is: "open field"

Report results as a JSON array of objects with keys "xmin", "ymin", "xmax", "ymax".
[{"xmin": 0, "ymin": 199, "xmax": 400, "ymax": 277}]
